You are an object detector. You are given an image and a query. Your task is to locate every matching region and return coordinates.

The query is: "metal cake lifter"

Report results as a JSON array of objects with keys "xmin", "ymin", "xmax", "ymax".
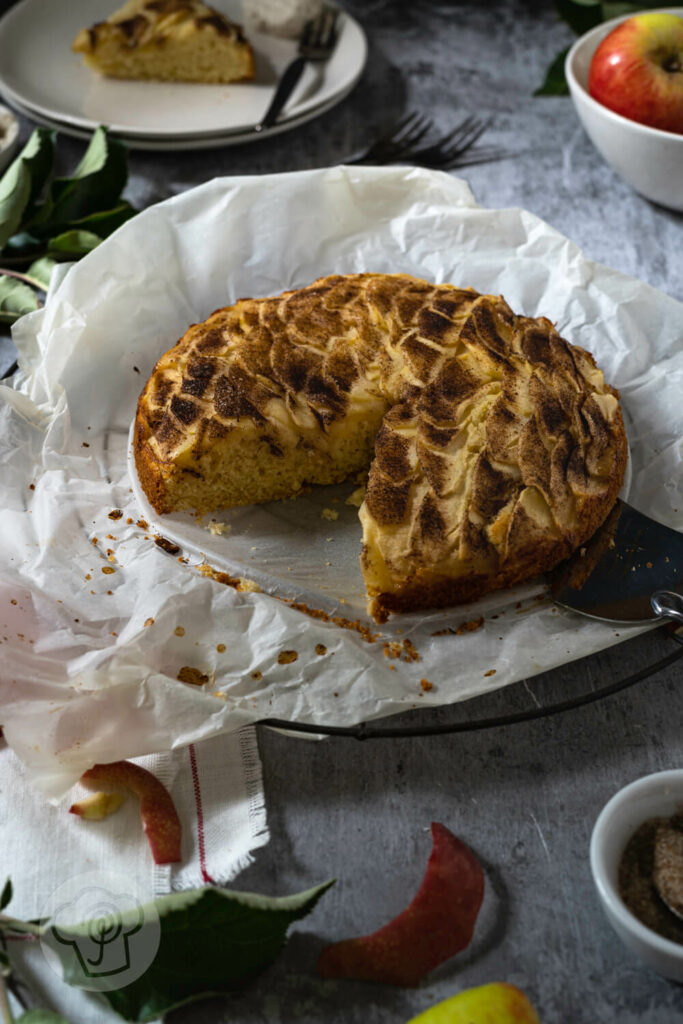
[{"xmin": 550, "ymin": 499, "xmax": 683, "ymax": 626}]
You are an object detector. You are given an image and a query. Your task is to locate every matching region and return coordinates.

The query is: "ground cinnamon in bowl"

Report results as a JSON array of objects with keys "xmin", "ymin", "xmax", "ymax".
[{"xmin": 618, "ymin": 814, "xmax": 683, "ymax": 945}]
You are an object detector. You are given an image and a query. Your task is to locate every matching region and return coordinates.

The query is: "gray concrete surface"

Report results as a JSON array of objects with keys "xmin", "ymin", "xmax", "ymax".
[{"xmin": 1, "ymin": 1, "xmax": 682, "ymax": 1021}]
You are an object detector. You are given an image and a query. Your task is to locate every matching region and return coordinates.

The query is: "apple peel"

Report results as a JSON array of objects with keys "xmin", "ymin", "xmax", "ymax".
[
  {"xmin": 317, "ymin": 822, "xmax": 484, "ymax": 986},
  {"xmin": 73, "ymin": 760, "xmax": 182, "ymax": 865}
]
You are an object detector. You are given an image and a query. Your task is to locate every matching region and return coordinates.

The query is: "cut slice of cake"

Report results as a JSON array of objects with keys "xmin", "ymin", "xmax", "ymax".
[{"xmin": 72, "ymin": 0, "xmax": 254, "ymax": 84}]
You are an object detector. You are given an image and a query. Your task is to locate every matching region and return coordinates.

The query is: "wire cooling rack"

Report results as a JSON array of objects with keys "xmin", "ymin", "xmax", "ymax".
[{"xmin": 257, "ymin": 625, "xmax": 683, "ymax": 739}]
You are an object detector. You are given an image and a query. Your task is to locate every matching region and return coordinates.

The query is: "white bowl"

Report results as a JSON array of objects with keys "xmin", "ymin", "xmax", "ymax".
[
  {"xmin": 565, "ymin": 8, "xmax": 683, "ymax": 210},
  {"xmin": 590, "ymin": 769, "xmax": 683, "ymax": 981}
]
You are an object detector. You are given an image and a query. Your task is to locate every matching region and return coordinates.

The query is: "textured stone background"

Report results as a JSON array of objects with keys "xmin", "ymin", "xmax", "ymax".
[{"xmin": 1, "ymin": 1, "xmax": 683, "ymax": 1021}]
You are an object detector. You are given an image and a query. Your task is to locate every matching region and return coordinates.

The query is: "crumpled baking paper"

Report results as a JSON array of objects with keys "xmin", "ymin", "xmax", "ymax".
[{"xmin": 1, "ymin": 166, "xmax": 681, "ymax": 797}]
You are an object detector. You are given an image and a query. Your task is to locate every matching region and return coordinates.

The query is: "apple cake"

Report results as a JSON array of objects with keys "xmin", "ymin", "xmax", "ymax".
[
  {"xmin": 134, "ymin": 274, "xmax": 627, "ymax": 621},
  {"xmin": 72, "ymin": 0, "xmax": 254, "ymax": 84}
]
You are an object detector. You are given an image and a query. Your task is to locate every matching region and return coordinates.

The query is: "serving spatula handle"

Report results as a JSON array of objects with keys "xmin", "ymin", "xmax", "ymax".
[{"xmin": 651, "ymin": 590, "xmax": 683, "ymax": 627}]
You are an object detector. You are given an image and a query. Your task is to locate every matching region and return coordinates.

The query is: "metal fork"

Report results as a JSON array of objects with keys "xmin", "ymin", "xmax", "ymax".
[
  {"xmin": 408, "ymin": 115, "xmax": 494, "ymax": 168},
  {"xmin": 346, "ymin": 111, "xmax": 434, "ymax": 165},
  {"xmin": 255, "ymin": 7, "xmax": 339, "ymax": 133},
  {"xmin": 348, "ymin": 112, "xmax": 507, "ymax": 170}
]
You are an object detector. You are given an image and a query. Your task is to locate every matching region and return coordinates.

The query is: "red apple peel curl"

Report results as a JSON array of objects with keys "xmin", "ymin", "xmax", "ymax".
[
  {"xmin": 70, "ymin": 760, "xmax": 182, "ymax": 865},
  {"xmin": 317, "ymin": 822, "xmax": 484, "ymax": 986}
]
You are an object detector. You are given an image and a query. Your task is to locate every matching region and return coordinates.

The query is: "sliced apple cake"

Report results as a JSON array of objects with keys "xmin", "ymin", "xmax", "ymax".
[
  {"xmin": 134, "ymin": 274, "xmax": 627, "ymax": 621},
  {"xmin": 72, "ymin": 0, "xmax": 254, "ymax": 84}
]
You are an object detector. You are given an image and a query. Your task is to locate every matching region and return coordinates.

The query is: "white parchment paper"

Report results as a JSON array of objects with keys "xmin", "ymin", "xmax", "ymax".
[{"xmin": 1, "ymin": 166, "xmax": 682, "ymax": 796}]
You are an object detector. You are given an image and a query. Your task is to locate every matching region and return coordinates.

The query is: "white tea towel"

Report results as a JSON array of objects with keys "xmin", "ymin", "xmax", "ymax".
[{"xmin": 0, "ymin": 729, "xmax": 268, "ymax": 1021}]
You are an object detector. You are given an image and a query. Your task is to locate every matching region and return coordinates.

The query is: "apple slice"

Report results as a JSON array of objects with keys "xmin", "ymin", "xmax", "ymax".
[
  {"xmin": 73, "ymin": 761, "xmax": 182, "ymax": 865},
  {"xmin": 317, "ymin": 822, "xmax": 484, "ymax": 986},
  {"xmin": 69, "ymin": 791, "xmax": 126, "ymax": 820},
  {"xmin": 406, "ymin": 982, "xmax": 541, "ymax": 1023}
]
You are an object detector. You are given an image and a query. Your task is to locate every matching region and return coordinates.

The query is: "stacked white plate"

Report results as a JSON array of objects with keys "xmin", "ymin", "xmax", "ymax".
[{"xmin": 0, "ymin": 0, "xmax": 367, "ymax": 150}]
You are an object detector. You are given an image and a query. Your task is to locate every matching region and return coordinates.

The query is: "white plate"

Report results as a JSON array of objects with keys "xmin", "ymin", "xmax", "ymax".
[
  {"xmin": 3, "ymin": 77, "xmax": 359, "ymax": 151},
  {"xmin": 0, "ymin": 0, "xmax": 366, "ymax": 142}
]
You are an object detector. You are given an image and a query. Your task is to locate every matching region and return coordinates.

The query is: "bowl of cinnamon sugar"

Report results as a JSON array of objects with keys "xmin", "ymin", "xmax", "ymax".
[{"xmin": 591, "ymin": 769, "xmax": 683, "ymax": 981}]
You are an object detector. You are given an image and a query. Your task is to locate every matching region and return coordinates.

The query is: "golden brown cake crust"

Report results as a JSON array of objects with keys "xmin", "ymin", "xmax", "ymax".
[{"xmin": 134, "ymin": 274, "xmax": 628, "ymax": 620}]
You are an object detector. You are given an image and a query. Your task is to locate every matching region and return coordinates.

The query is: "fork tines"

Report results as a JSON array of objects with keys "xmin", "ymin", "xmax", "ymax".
[
  {"xmin": 354, "ymin": 112, "xmax": 434, "ymax": 164},
  {"xmin": 301, "ymin": 6, "xmax": 339, "ymax": 53},
  {"xmin": 412, "ymin": 115, "xmax": 493, "ymax": 165}
]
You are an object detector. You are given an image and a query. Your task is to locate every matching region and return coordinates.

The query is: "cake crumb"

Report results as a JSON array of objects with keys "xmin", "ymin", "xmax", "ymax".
[
  {"xmin": 278, "ymin": 650, "xmax": 298, "ymax": 665},
  {"xmin": 315, "ymin": 643, "xmax": 327, "ymax": 656},
  {"xmin": 136, "ymin": 518, "xmax": 148, "ymax": 530},
  {"xmin": 345, "ymin": 485, "xmax": 365, "ymax": 507},
  {"xmin": 484, "ymin": 668, "xmax": 497, "ymax": 677},
  {"xmin": 196, "ymin": 562, "xmax": 261, "ymax": 593},
  {"xmin": 108, "ymin": 509, "xmax": 123, "ymax": 520},
  {"xmin": 217, "ymin": 643, "xmax": 226, "ymax": 652},
  {"xmin": 402, "ymin": 638, "xmax": 420, "ymax": 662},
  {"xmin": 174, "ymin": 626, "xmax": 185, "ymax": 637},
  {"xmin": 154, "ymin": 535, "xmax": 181, "ymax": 555},
  {"xmin": 251, "ymin": 670, "xmax": 262, "ymax": 681},
  {"xmin": 432, "ymin": 616, "xmax": 484, "ymax": 637},
  {"xmin": 144, "ymin": 617, "xmax": 154, "ymax": 627},
  {"xmin": 177, "ymin": 666, "xmax": 208, "ymax": 686},
  {"xmin": 101, "ymin": 566, "xmax": 115, "ymax": 575},
  {"xmin": 208, "ymin": 521, "xmax": 231, "ymax": 536},
  {"xmin": 420, "ymin": 678, "xmax": 433, "ymax": 692},
  {"xmin": 321, "ymin": 508, "xmax": 338, "ymax": 521}
]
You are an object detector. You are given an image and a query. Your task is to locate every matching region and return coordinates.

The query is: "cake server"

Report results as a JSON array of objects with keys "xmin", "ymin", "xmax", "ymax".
[{"xmin": 549, "ymin": 499, "xmax": 683, "ymax": 626}]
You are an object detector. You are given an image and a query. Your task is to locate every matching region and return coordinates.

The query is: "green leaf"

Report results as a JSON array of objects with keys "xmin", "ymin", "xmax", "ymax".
[
  {"xmin": 49, "ymin": 127, "xmax": 128, "ymax": 222},
  {"xmin": 3, "ymin": 231, "xmax": 42, "ymax": 256},
  {"xmin": 0, "ymin": 878, "xmax": 12, "ymax": 911},
  {"xmin": 0, "ymin": 129, "xmax": 54, "ymax": 250},
  {"xmin": 555, "ymin": 0, "xmax": 603, "ymax": 35},
  {"xmin": 47, "ymin": 230, "xmax": 101, "ymax": 259},
  {"xmin": 535, "ymin": 46, "xmax": 571, "ymax": 95},
  {"xmin": 29, "ymin": 127, "xmax": 129, "ymax": 237},
  {"xmin": 26, "ymin": 256, "xmax": 56, "ymax": 291},
  {"xmin": 52, "ymin": 881, "xmax": 334, "ymax": 1023},
  {"xmin": 0, "ymin": 275, "xmax": 39, "ymax": 323},
  {"xmin": 17, "ymin": 1012, "xmax": 72, "ymax": 1024},
  {"xmin": 67, "ymin": 200, "xmax": 137, "ymax": 239},
  {"xmin": 601, "ymin": 1, "xmax": 647, "ymax": 16}
]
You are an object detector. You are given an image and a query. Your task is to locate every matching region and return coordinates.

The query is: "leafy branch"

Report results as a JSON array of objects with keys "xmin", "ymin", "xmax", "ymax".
[
  {"xmin": 536, "ymin": 0, "xmax": 673, "ymax": 95},
  {"xmin": 0, "ymin": 127, "xmax": 136, "ymax": 325},
  {"xmin": 0, "ymin": 876, "xmax": 333, "ymax": 1022}
]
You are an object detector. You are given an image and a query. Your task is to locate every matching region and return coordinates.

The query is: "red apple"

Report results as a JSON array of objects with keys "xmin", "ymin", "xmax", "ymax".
[{"xmin": 588, "ymin": 13, "xmax": 683, "ymax": 134}]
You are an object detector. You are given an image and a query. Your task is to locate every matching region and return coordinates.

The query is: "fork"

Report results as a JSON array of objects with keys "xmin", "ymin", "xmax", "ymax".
[
  {"xmin": 348, "ymin": 113, "xmax": 507, "ymax": 170},
  {"xmin": 255, "ymin": 7, "xmax": 339, "ymax": 133},
  {"xmin": 408, "ymin": 115, "xmax": 494, "ymax": 169},
  {"xmin": 346, "ymin": 111, "xmax": 434, "ymax": 165}
]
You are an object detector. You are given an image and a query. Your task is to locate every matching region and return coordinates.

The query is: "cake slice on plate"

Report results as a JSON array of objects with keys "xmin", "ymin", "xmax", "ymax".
[{"xmin": 72, "ymin": 0, "xmax": 254, "ymax": 83}]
